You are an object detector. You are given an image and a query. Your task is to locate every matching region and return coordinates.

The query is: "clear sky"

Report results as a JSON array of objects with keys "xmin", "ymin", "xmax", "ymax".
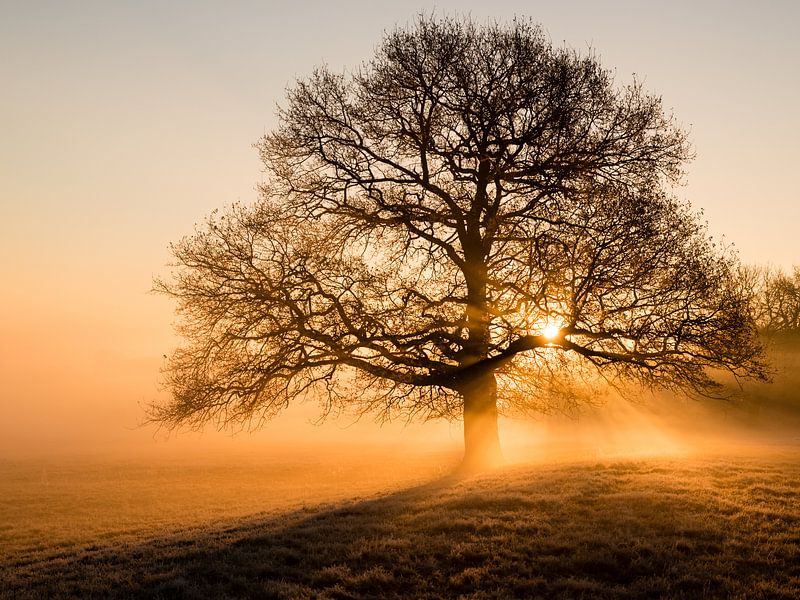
[{"xmin": 1, "ymin": 0, "xmax": 798, "ymax": 457}]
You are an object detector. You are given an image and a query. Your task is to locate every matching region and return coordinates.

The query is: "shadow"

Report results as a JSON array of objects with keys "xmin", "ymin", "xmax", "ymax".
[{"xmin": 3, "ymin": 458, "xmax": 800, "ymax": 599}]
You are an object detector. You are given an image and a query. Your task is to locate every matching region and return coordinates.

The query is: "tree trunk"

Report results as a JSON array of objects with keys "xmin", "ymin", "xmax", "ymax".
[
  {"xmin": 461, "ymin": 368, "xmax": 503, "ymax": 470},
  {"xmin": 459, "ymin": 208, "xmax": 499, "ymax": 470}
]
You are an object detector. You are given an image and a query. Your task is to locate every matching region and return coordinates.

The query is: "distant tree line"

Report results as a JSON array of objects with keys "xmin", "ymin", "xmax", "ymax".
[{"xmin": 743, "ymin": 265, "xmax": 800, "ymax": 334}]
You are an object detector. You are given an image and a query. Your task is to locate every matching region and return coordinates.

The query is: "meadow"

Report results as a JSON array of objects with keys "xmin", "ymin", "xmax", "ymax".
[
  {"xmin": 3, "ymin": 337, "xmax": 799, "ymax": 599},
  {"xmin": 2, "ymin": 442, "xmax": 799, "ymax": 599}
]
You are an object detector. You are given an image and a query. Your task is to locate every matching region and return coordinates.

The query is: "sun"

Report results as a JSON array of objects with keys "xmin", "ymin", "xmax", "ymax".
[
  {"xmin": 542, "ymin": 324, "xmax": 562, "ymax": 341},
  {"xmin": 523, "ymin": 311, "xmax": 564, "ymax": 343}
]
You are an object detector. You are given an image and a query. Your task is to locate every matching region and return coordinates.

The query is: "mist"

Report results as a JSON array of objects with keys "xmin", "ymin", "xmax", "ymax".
[
  {"xmin": 3, "ymin": 3, "xmax": 799, "ymax": 596},
  {"xmin": 4, "ymin": 327, "xmax": 798, "ymax": 464},
  {"xmin": 4, "ymin": 317, "xmax": 799, "ymax": 599}
]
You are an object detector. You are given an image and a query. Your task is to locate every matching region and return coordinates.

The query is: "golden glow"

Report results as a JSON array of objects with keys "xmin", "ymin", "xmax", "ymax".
[
  {"xmin": 542, "ymin": 324, "xmax": 561, "ymax": 341},
  {"xmin": 1, "ymin": 2, "xmax": 798, "ymax": 462}
]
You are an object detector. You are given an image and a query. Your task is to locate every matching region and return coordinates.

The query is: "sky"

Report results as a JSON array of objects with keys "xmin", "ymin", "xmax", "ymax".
[{"xmin": 1, "ymin": 0, "xmax": 798, "ymax": 457}]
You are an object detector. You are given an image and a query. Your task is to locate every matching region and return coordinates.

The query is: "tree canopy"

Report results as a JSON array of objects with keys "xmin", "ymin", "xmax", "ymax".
[
  {"xmin": 153, "ymin": 16, "xmax": 767, "ymax": 466},
  {"xmin": 742, "ymin": 265, "xmax": 800, "ymax": 334}
]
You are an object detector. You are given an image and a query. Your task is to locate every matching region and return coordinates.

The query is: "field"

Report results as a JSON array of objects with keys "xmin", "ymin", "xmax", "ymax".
[
  {"xmin": 3, "ymin": 337, "xmax": 800, "ymax": 598},
  {"xmin": 2, "ymin": 441, "xmax": 799, "ymax": 599}
]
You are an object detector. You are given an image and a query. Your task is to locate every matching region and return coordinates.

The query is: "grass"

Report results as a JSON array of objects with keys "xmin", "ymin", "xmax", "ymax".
[
  {"xmin": 2, "ymin": 445, "xmax": 799, "ymax": 599},
  {"xmin": 0, "ymin": 444, "xmax": 458, "ymax": 556}
]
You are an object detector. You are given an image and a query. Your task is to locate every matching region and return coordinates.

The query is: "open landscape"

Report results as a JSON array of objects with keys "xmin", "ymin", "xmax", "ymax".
[
  {"xmin": 3, "ymin": 3, "xmax": 799, "ymax": 598},
  {"xmin": 2, "ymin": 440, "xmax": 799, "ymax": 599},
  {"xmin": 4, "ymin": 341, "xmax": 800, "ymax": 599},
  {"xmin": 2, "ymin": 342, "xmax": 799, "ymax": 599}
]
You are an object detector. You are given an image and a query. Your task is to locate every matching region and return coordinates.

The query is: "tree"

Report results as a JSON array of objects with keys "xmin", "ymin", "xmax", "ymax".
[
  {"xmin": 743, "ymin": 265, "xmax": 800, "ymax": 333},
  {"xmin": 153, "ymin": 16, "xmax": 767, "ymax": 468},
  {"xmin": 765, "ymin": 267, "xmax": 800, "ymax": 333}
]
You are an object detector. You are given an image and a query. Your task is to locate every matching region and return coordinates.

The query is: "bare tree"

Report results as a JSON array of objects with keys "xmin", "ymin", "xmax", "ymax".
[
  {"xmin": 153, "ymin": 17, "xmax": 767, "ymax": 468},
  {"xmin": 769, "ymin": 267, "xmax": 800, "ymax": 332},
  {"xmin": 746, "ymin": 265, "xmax": 800, "ymax": 333}
]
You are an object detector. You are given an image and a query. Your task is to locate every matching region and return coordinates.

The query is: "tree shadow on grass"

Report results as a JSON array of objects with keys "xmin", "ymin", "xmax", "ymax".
[{"xmin": 4, "ymin": 460, "xmax": 800, "ymax": 599}]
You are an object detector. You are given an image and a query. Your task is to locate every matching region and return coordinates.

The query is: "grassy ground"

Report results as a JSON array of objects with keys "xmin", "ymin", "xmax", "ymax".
[
  {"xmin": 0, "ymin": 445, "xmax": 459, "ymax": 556},
  {"xmin": 2, "ymin": 446, "xmax": 799, "ymax": 599}
]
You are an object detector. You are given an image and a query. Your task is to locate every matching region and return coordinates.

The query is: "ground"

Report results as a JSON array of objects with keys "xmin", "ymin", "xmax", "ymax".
[{"xmin": 2, "ymin": 443, "xmax": 799, "ymax": 599}]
